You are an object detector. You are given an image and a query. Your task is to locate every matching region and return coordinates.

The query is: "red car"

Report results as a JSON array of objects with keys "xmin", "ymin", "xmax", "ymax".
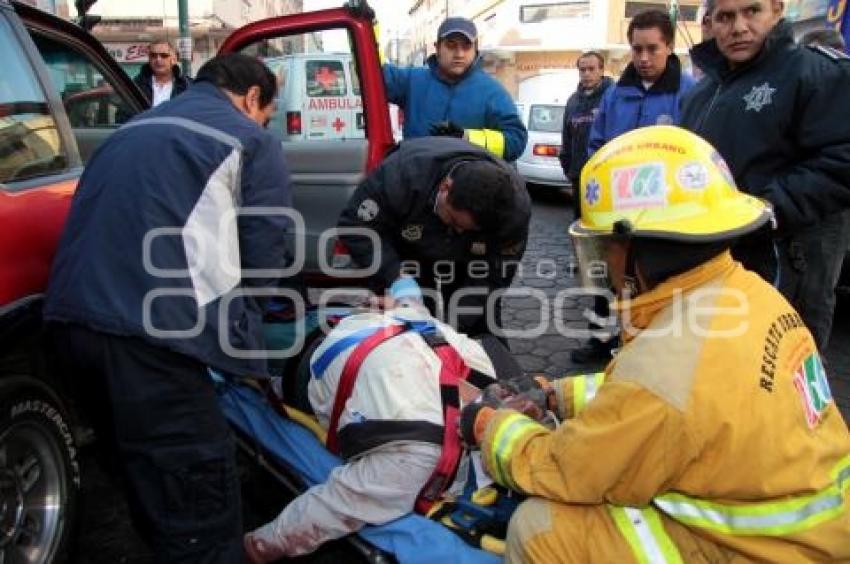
[{"xmin": 0, "ymin": 1, "xmax": 392, "ymax": 560}]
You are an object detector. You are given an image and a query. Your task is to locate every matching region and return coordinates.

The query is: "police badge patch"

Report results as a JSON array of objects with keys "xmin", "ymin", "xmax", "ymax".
[
  {"xmin": 743, "ymin": 82, "xmax": 776, "ymax": 112},
  {"xmin": 401, "ymin": 224, "xmax": 423, "ymax": 241},
  {"xmin": 357, "ymin": 198, "xmax": 379, "ymax": 222}
]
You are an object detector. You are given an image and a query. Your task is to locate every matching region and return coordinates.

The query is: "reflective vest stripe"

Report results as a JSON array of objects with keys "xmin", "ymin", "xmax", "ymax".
[
  {"xmin": 655, "ymin": 456, "xmax": 850, "ymax": 536},
  {"xmin": 466, "ymin": 128, "xmax": 506, "ymax": 158},
  {"xmin": 487, "ymin": 413, "xmax": 545, "ymax": 490},
  {"xmin": 572, "ymin": 372, "xmax": 606, "ymax": 416},
  {"xmin": 609, "ymin": 506, "xmax": 684, "ymax": 564}
]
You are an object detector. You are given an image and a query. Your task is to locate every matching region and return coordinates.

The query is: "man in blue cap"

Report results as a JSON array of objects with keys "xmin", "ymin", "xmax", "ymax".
[{"xmin": 383, "ymin": 17, "xmax": 527, "ymax": 162}]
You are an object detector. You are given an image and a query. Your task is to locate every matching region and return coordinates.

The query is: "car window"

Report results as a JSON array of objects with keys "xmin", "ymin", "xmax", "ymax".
[
  {"xmin": 305, "ymin": 60, "xmax": 346, "ymax": 97},
  {"xmin": 0, "ymin": 17, "xmax": 66, "ymax": 185},
  {"xmin": 244, "ymin": 29, "xmax": 365, "ymax": 143},
  {"xmin": 30, "ymin": 33, "xmax": 134, "ymax": 131},
  {"xmin": 528, "ymin": 104, "xmax": 564, "ymax": 133},
  {"xmin": 349, "ymin": 59, "xmax": 360, "ymax": 96}
]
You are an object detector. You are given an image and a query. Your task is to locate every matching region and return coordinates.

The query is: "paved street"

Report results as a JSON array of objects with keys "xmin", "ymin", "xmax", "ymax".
[{"xmin": 75, "ymin": 194, "xmax": 849, "ymax": 562}]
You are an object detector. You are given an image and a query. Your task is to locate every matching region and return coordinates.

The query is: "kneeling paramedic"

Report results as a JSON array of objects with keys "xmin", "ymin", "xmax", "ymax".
[
  {"xmin": 244, "ymin": 279, "xmax": 538, "ymax": 561},
  {"xmin": 461, "ymin": 126, "xmax": 850, "ymax": 562}
]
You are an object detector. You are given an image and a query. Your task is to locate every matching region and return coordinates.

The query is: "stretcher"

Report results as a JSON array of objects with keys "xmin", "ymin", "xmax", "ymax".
[{"xmin": 213, "ymin": 304, "xmax": 515, "ymax": 563}]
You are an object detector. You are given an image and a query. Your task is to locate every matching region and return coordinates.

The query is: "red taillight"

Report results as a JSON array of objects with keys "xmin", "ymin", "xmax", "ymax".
[
  {"xmin": 533, "ymin": 144, "xmax": 560, "ymax": 157},
  {"xmin": 286, "ymin": 111, "xmax": 302, "ymax": 135}
]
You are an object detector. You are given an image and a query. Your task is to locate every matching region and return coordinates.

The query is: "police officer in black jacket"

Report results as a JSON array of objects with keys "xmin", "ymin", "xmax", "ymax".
[
  {"xmin": 338, "ymin": 137, "xmax": 531, "ymax": 338},
  {"xmin": 680, "ymin": 0, "xmax": 850, "ymax": 350}
]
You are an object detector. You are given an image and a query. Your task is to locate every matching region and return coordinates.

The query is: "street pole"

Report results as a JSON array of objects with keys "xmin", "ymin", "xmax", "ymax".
[
  {"xmin": 669, "ymin": 0, "xmax": 679, "ymax": 42},
  {"xmin": 177, "ymin": 0, "xmax": 192, "ymax": 77}
]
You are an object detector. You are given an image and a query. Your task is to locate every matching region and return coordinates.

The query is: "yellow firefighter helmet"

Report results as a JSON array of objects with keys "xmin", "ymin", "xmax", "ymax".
[{"xmin": 569, "ymin": 125, "xmax": 771, "ymax": 241}]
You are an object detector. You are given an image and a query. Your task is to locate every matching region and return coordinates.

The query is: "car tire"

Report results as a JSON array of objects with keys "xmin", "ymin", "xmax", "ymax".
[{"xmin": 0, "ymin": 377, "xmax": 79, "ymax": 563}]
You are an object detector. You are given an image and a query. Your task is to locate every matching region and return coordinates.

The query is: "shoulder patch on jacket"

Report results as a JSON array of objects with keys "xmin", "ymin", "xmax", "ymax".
[{"xmin": 807, "ymin": 45, "xmax": 850, "ymax": 62}]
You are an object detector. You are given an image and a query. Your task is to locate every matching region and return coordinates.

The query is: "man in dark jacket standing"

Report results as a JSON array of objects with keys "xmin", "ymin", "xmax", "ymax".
[
  {"xmin": 559, "ymin": 51, "xmax": 613, "ymax": 197},
  {"xmin": 338, "ymin": 137, "xmax": 530, "ymax": 338},
  {"xmin": 133, "ymin": 39, "xmax": 191, "ymax": 107},
  {"xmin": 680, "ymin": 0, "xmax": 850, "ymax": 350},
  {"xmin": 45, "ymin": 54, "xmax": 291, "ymax": 562}
]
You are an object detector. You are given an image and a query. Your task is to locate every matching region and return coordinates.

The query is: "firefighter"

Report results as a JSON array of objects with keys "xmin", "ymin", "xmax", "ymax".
[{"xmin": 461, "ymin": 126, "xmax": 850, "ymax": 562}]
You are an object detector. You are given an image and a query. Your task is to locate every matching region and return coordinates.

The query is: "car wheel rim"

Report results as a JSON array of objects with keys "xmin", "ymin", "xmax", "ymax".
[{"xmin": 0, "ymin": 422, "xmax": 67, "ymax": 563}]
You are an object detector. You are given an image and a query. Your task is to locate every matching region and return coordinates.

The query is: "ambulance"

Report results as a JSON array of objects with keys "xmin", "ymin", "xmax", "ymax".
[{"xmin": 264, "ymin": 52, "xmax": 366, "ymax": 141}]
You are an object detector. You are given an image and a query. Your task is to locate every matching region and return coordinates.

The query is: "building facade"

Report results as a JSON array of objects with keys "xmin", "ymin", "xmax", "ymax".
[
  {"xmin": 86, "ymin": 0, "xmax": 304, "ymax": 76},
  {"xmin": 408, "ymin": 0, "xmax": 702, "ymax": 99}
]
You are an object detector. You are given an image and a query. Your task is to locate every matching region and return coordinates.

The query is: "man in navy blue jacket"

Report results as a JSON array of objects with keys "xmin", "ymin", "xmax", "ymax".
[
  {"xmin": 45, "ymin": 54, "xmax": 291, "ymax": 562},
  {"xmin": 587, "ymin": 9, "xmax": 695, "ymax": 154},
  {"xmin": 383, "ymin": 17, "xmax": 527, "ymax": 161}
]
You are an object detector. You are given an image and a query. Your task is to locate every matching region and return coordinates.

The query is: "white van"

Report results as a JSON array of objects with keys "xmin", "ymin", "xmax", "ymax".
[{"xmin": 264, "ymin": 52, "xmax": 365, "ymax": 141}]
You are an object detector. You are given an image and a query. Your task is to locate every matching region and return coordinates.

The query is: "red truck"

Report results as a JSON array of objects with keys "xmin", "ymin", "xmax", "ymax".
[{"xmin": 0, "ymin": 1, "xmax": 393, "ymax": 560}]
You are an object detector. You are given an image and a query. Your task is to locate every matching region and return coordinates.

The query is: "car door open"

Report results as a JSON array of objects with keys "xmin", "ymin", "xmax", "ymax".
[{"xmin": 219, "ymin": 2, "xmax": 394, "ymax": 287}]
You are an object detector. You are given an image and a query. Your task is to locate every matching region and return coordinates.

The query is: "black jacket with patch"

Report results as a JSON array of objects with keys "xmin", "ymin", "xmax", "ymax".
[
  {"xmin": 338, "ymin": 137, "xmax": 530, "ymax": 331},
  {"xmin": 681, "ymin": 20, "xmax": 850, "ymax": 235}
]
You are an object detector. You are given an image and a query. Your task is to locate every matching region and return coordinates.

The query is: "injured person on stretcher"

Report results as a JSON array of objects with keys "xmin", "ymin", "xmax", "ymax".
[{"xmin": 243, "ymin": 291, "xmax": 550, "ymax": 562}]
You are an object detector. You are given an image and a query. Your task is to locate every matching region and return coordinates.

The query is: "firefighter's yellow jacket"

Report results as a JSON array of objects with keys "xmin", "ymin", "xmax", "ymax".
[{"xmin": 477, "ymin": 251, "xmax": 850, "ymax": 560}]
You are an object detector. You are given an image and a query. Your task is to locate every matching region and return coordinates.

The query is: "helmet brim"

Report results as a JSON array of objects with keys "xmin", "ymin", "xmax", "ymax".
[{"xmin": 570, "ymin": 193, "xmax": 773, "ymax": 243}]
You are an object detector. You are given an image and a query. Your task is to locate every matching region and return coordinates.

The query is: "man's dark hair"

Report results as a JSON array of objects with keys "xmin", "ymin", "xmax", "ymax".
[
  {"xmin": 446, "ymin": 160, "xmax": 515, "ymax": 230},
  {"xmin": 578, "ymin": 51, "xmax": 605, "ymax": 68},
  {"xmin": 627, "ymin": 9, "xmax": 675, "ymax": 46},
  {"xmin": 800, "ymin": 28, "xmax": 846, "ymax": 50},
  {"xmin": 195, "ymin": 53, "xmax": 277, "ymax": 107}
]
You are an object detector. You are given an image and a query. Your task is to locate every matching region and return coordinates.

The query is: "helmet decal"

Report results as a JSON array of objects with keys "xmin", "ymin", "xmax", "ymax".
[
  {"xmin": 585, "ymin": 178, "xmax": 601, "ymax": 206},
  {"xmin": 677, "ymin": 161, "xmax": 709, "ymax": 190},
  {"xmin": 611, "ymin": 163, "xmax": 667, "ymax": 210}
]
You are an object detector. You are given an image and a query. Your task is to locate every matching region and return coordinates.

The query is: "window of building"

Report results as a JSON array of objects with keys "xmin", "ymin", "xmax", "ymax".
[
  {"xmin": 0, "ymin": 18, "xmax": 65, "ymax": 185},
  {"xmin": 520, "ymin": 1, "xmax": 590, "ymax": 23},
  {"xmin": 625, "ymin": 1, "xmax": 699, "ymax": 21}
]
